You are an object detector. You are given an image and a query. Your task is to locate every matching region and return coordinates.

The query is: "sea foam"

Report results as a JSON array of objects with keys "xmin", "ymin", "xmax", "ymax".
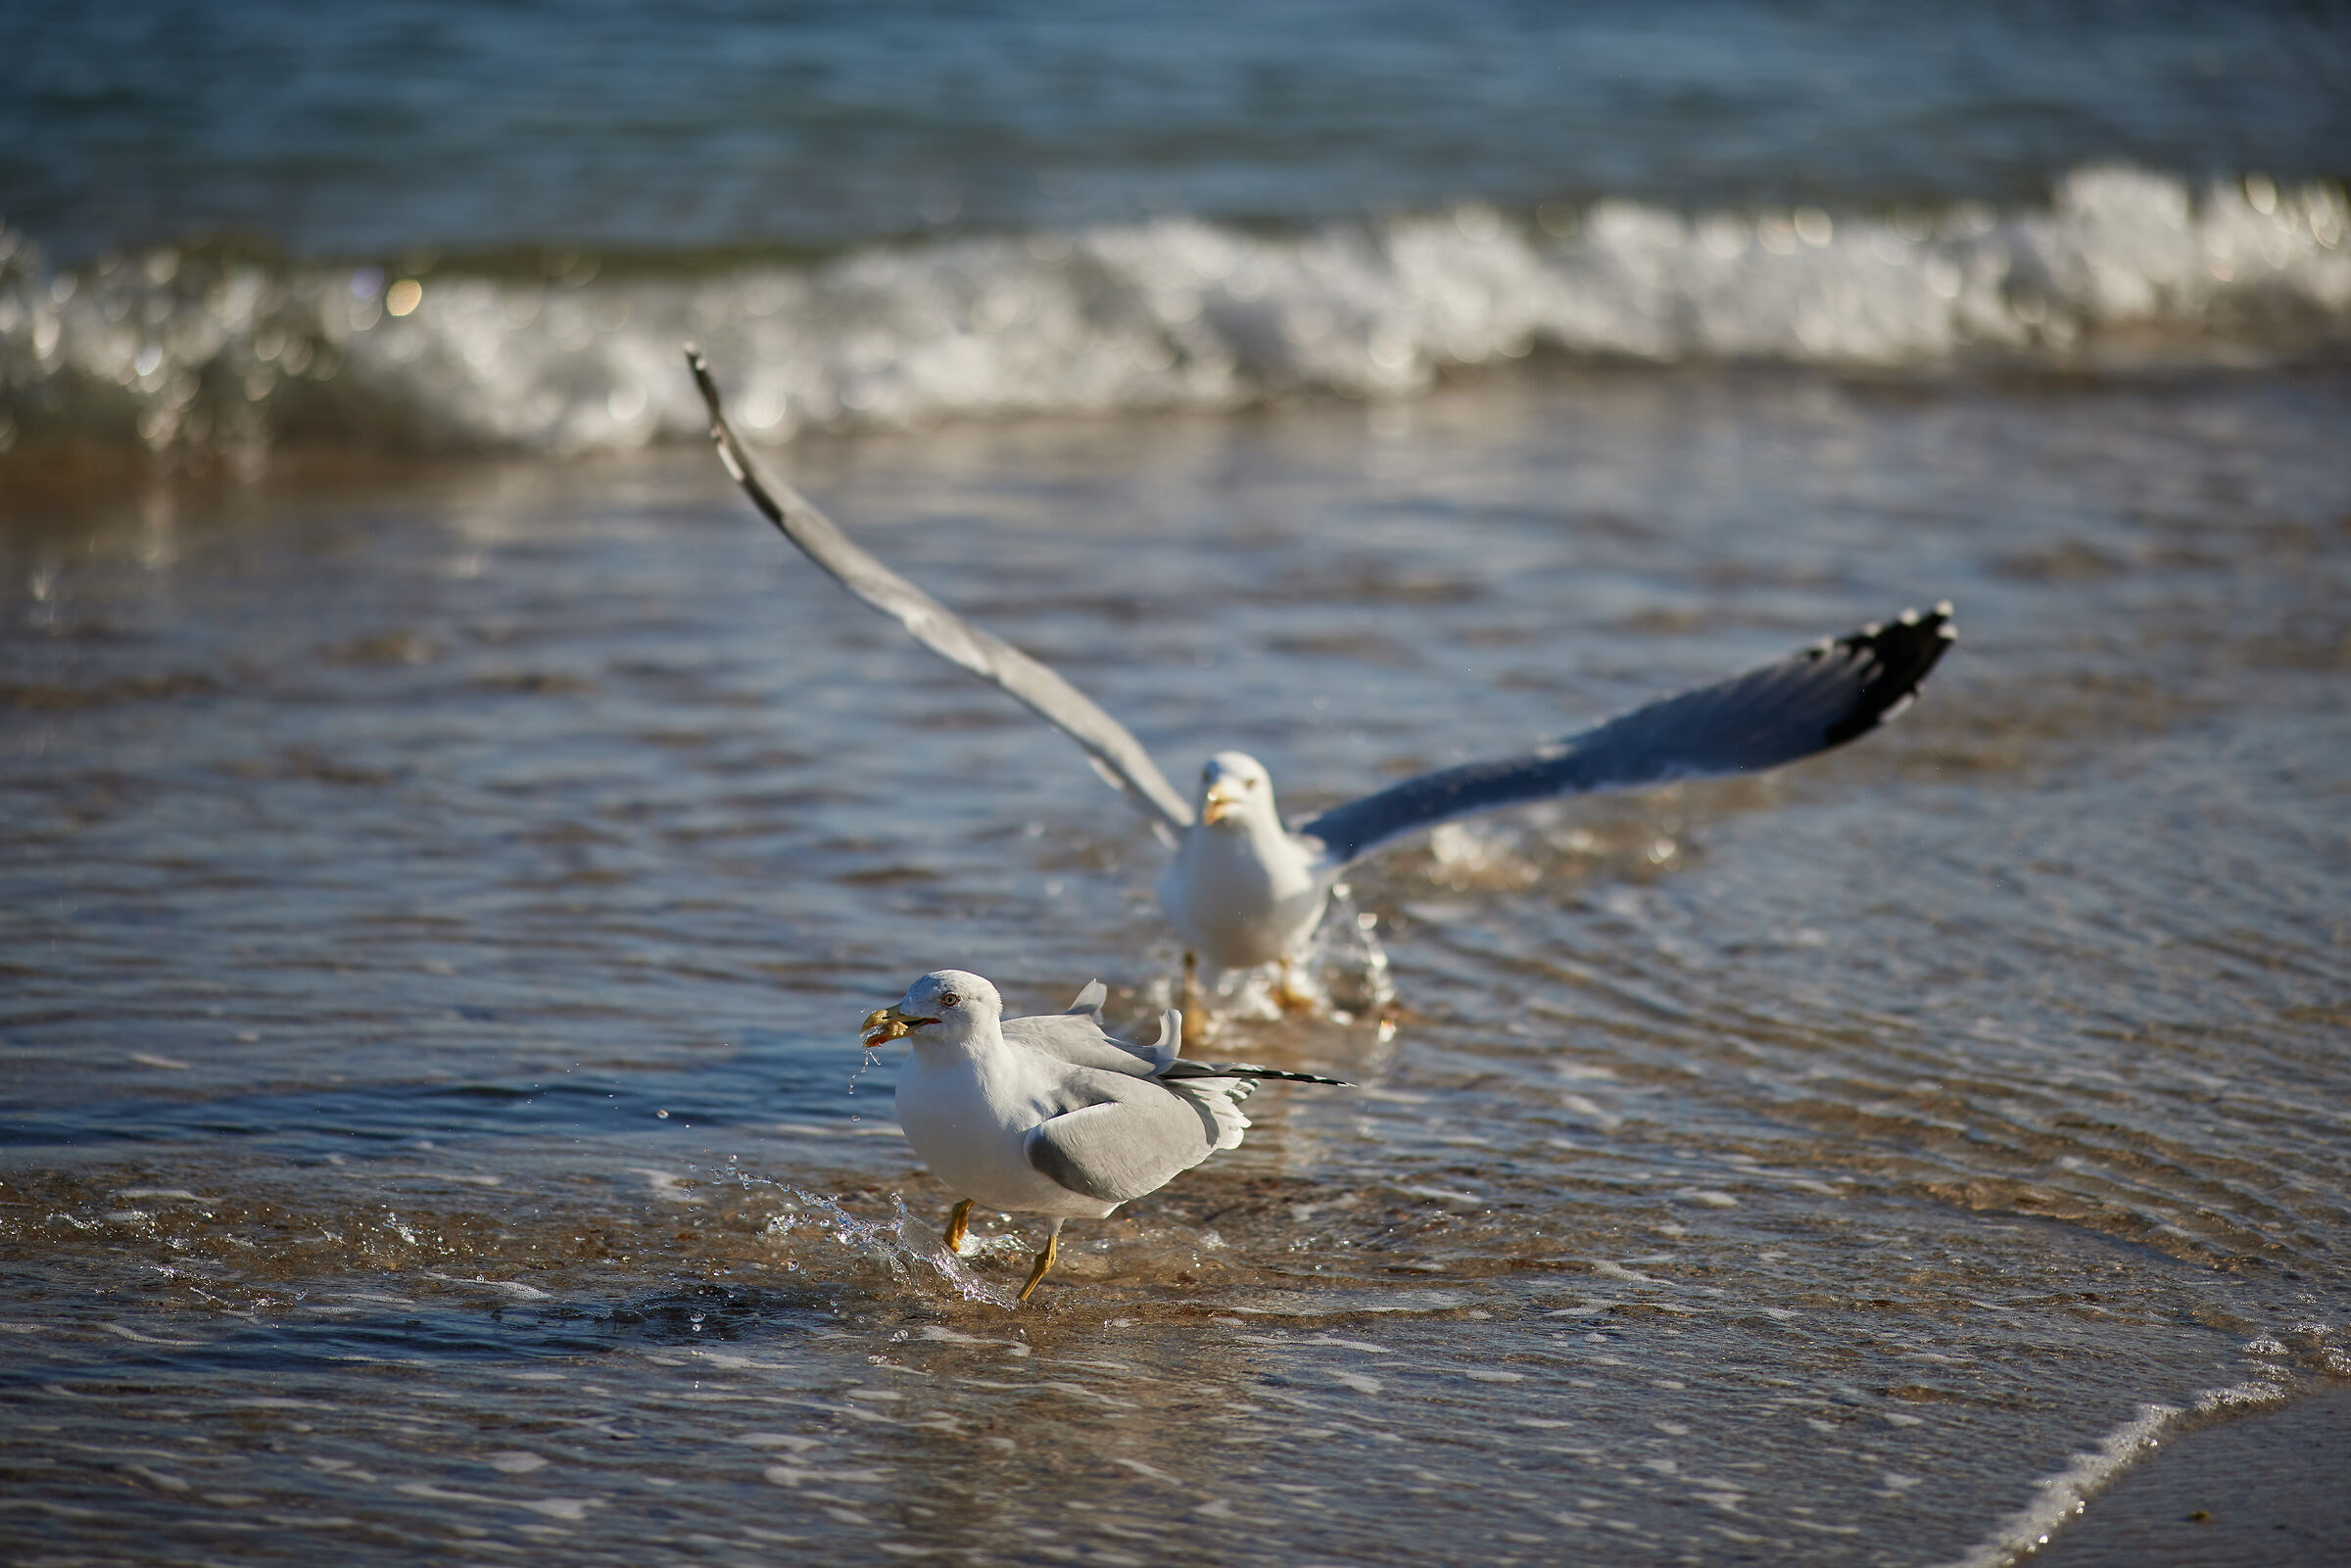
[{"xmin": 2, "ymin": 166, "xmax": 2344, "ymax": 457}]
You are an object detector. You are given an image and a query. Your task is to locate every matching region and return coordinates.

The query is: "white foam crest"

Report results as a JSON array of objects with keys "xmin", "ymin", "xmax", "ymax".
[
  {"xmin": 1937, "ymin": 1377, "xmax": 2289, "ymax": 1568},
  {"xmin": 2, "ymin": 166, "xmax": 2344, "ymax": 456}
]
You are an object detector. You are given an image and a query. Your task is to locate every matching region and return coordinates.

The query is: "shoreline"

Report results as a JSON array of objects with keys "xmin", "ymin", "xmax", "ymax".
[{"xmin": 2035, "ymin": 1386, "xmax": 2351, "ymax": 1566}]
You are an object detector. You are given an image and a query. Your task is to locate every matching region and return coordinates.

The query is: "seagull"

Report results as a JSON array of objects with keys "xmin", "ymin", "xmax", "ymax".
[
  {"xmin": 689, "ymin": 348, "xmax": 1955, "ymax": 1001},
  {"xmin": 860, "ymin": 970, "xmax": 1348, "ymax": 1302}
]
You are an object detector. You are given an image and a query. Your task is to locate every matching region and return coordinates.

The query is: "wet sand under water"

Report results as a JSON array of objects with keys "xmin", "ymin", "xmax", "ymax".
[
  {"xmin": 3, "ymin": 362, "xmax": 2348, "ymax": 1565},
  {"xmin": 2037, "ymin": 1385, "xmax": 2351, "ymax": 1566}
]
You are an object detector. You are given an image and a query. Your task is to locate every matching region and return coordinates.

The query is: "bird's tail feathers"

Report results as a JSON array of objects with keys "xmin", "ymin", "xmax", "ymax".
[
  {"xmin": 1161, "ymin": 1061, "xmax": 1353, "ymax": 1087},
  {"xmin": 1165, "ymin": 1077, "xmax": 1254, "ymax": 1150}
]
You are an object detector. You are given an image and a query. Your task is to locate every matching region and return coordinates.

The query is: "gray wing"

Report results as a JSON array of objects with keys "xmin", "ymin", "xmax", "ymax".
[
  {"xmin": 1024, "ymin": 1035, "xmax": 1354, "ymax": 1198},
  {"xmin": 1004, "ymin": 1015, "xmax": 1159, "ymax": 1077},
  {"xmin": 1003, "ymin": 999, "xmax": 1180, "ymax": 1076},
  {"xmin": 1298, "ymin": 605, "xmax": 1955, "ymax": 867},
  {"xmin": 687, "ymin": 348, "xmax": 1192, "ymax": 836},
  {"xmin": 1026, "ymin": 1069, "xmax": 1241, "ymax": 1202}
]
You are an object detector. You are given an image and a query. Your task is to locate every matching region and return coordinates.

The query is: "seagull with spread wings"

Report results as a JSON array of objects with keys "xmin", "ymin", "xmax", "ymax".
[{"xmin": 687, "ymin": 349, "xmax": 1954, "ymax": 1003}]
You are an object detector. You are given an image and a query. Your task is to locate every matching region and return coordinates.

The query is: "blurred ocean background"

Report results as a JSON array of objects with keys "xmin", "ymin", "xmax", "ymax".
[
  {"xmin": 4, "ymin": 4, "xmax": 2349, "ymax": 1566},
  {"xmin": 2, "ymin": 0, "xmax": 2348, "ymax": 456}
]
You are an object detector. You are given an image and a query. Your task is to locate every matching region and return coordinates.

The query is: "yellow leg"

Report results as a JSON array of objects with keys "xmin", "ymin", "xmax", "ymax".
[
  {"xmin": 943, "ymin": 1198, "xmax": 974, "ymax": 1255},
  {"xmin": 1180, "ymin": 950, "xmax": 1202, "ymax": 1016},
  {"xmin": 1017, "ymin": 1220, "xmax": 1065, "ymax": 1304}
]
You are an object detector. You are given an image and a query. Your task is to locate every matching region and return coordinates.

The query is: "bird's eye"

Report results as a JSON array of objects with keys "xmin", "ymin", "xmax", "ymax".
[{"xmin": 939, "ymin": 992, "xmax": 959, "ymax": 1008}]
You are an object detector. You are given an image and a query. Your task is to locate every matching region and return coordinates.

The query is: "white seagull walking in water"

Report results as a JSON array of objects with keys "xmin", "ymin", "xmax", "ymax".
[
  {"xmin": 690, "ymin": 350, "xmax": 1954, "ymax": 1001},
  {"xmin": 862, "ymin": 970, "xmax": 1347, "ymax": 1302}
]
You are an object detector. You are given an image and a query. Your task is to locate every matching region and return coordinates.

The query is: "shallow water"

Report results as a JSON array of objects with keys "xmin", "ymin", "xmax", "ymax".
[{"xmin": 5, "ymin": 361, "xmax": 2348, "ymax": 1563}]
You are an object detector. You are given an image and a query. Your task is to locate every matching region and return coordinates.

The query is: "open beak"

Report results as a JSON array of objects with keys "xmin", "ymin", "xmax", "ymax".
[
  {"xmin": 1200, "ymin": 783, "xmax": 1245, "ymax": 825},
  {"xmin": 861, "ymin": 1005, "xmax": 936, "ymax": 1048}
]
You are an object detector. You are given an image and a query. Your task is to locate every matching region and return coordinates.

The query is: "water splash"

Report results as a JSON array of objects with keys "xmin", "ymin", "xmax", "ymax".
[
  {"xmin": 1311, "ymin": 882, "xmax": 1396, "ymax": 1022},
  {"xmin": 1144, "ymin": 882, "xmax": 1395, "ymax": 1028},
  {"xmin": 712, "ymin": 1165, "xmax": 1022, "ymax": 1309}
]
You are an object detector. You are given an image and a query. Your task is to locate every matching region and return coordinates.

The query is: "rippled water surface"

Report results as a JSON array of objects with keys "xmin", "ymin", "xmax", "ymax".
[
  {"xmin": 9, "ymin": 1, "xmax": 2345, "ymax": 261},
  {"xmin": 5, "ymin": 362, "xmax": 2348, "ymax": 1563}
]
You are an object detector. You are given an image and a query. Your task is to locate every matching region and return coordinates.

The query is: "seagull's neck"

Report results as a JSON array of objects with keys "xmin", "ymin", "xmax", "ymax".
[
  {"xmin": 912, "ymin": 1020, "xmax": 1008, "ymax": 1065},
  {"xmin": 1193, "ymin": 811, "xmax": 1314, "ymax": 873}
]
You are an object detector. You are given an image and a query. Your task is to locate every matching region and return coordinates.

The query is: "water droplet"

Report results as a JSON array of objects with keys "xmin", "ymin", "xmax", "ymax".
[{"xmin": 847, "ymin": 1045, "xmax": 882, "ymax": 1095}]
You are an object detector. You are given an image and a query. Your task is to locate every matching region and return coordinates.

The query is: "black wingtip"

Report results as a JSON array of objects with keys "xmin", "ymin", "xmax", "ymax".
[
  {"xmin": 684, "ymin": 344, "xmax": 723, "ymax": 417},
  {"xmin": 685, "ymin": 347, "xmax": 777, "ymax": 505},
  {"xmin": 1822, "ymin": 602, "xmax": 1956, "ymax": 747},
  {"xmin": 1162, "ymin": 1061, "xmax": 1354, "ymax": 1087},
  {"xmin": 1248, "ymin": 1068, "xmax": 1354, "ymax": 1087}
]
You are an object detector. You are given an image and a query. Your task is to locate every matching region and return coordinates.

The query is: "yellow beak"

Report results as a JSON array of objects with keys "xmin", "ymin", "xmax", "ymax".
[
  {"xmin": 1201, "ymin": 784, "xmax": 1245, "ymax": 825},
  {"xmin": 860, "ymin": 1005, "xmax": 935, "ymax": 1048}
]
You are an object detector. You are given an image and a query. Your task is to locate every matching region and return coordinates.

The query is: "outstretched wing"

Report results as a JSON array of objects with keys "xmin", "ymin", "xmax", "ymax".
[
  {"xmin": 686, "ymin": 348, "xmax": 1192, "ymax": 835},
  {"xmin": 1297, "ymin": 606, "xmax": 1955, "ymax": 867}
]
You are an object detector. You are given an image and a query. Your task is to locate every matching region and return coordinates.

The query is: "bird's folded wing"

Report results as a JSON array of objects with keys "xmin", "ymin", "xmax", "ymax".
[
  {"xmin": 1026, "ymin": 1088, "xmax": 1222, "ymax": 1202},
  {"xmin": 1003, "ymin": 1014, "xmax": 1162, "ymax": 1077},
  {"xmin": 1298, "ymin": 605, "xmax": 1955, "ymax": 867},
  {"xmin": 687, "ymin": 348, "xmax": 1193, "ymax": 835}
]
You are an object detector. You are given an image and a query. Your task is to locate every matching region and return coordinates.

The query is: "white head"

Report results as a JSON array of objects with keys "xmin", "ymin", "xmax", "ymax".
[
  {"xmin": 1196, "ymin": 751, "xmax": 1279, "ymax": 832},
  {"xmin": 861, "ymin": 969, "xmax": 1002, "ymax": 1051}
]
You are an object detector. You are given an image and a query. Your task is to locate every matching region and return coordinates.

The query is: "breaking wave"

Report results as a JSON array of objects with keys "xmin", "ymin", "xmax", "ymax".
[{"xmin": 2, "ymin": 166, "xmax": 2345, "ymax": 458}]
